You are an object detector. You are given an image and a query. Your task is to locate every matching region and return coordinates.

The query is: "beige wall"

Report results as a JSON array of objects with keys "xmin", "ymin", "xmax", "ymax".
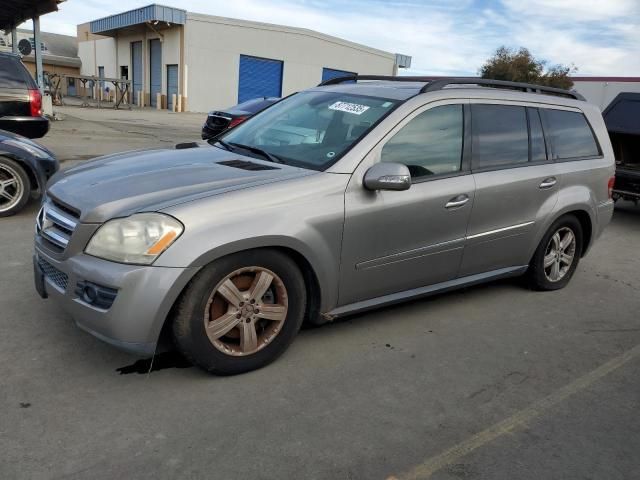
[
  {"xmin": 23, "ymin": 61, "xmax": 79, "ymax": 95},
  {"xmin": 184, "ymin": 14, "xmax": 396, "ymax": 112},
  {"xmin": 77, "ymin": 14, "xmax": 398, "ymax": 112},
  {"xmin": 78, "ymin": 25, "xmax": 182, "ymax": 107},
  {"xmin": 573, "ymin": 81, "xmax": 640, "ymax": 110}
]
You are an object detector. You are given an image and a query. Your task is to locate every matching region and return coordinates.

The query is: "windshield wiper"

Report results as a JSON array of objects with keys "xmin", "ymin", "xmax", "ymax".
[
  {"xmin": 214, "ymin": 139, "xmax": 234, "ymax": 152},
  {"xmin": 229, "ymin": 142, "xmax": 285, "ymax": 164}
]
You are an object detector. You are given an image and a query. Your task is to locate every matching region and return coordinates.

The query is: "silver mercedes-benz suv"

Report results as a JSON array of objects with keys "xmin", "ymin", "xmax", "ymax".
[{"xmin": 34, "ymin": 77, "xmax": 615, "ymax": 375}]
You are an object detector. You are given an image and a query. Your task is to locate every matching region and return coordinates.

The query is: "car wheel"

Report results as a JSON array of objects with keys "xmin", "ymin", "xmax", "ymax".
[
  {"xmin": 172, "ymin": 249, "xmax": 306, "ymax": 375},
  {"xmin": 527, "ymin": 215, "xmax": 583, "ymax": 291},
  {"xmin": 0, "ymin": 157, "xmax": 31, "ymax": 217}
]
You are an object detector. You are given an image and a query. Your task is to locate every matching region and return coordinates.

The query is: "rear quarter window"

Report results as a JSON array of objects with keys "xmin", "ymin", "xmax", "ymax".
[
  {"xmin": 0, "ymin": 56, "xmax": 32, "ymax": 89},
  {"xmin": 542, "ymin": 109, "xmax": 601, "ymax": 160}
]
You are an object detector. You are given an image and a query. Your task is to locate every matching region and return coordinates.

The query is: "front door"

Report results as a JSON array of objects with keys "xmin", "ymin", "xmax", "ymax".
[
  {"xmin": 340, "ymin": 102, "xmax": 475, "ymax": 305},
  {"xmin": 459, "ymin": 103, "xmax": 561, "ymax": 276}
]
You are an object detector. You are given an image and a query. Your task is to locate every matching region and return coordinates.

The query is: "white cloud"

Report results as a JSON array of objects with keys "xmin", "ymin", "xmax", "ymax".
[{"xmin": 17, "ymin": 0, "xmax": 640, "ymax": 76}]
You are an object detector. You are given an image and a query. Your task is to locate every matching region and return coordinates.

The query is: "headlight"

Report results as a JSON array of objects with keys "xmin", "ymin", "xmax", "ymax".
[{"xmin": 85, "ymin": 213, "xmax": 183, "ymax": 265}]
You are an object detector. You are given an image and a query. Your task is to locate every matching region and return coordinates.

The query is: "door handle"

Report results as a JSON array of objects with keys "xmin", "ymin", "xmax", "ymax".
[
  {"xmin": 445, "ymin": 194, "xmax": 470, "ymax": 209},
  {"xmin": 539, "ymin": 177, "xmax": 557, "ymax": 189}
]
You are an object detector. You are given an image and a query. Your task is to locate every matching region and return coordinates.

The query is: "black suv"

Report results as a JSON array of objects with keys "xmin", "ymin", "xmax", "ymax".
[{"xmin": 0, "ymin": 52, "xmax": 49, "ymax": 139}]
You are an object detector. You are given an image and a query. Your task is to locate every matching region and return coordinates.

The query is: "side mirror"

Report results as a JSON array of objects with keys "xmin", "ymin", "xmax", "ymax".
[{"xmin": 363, "ymin": 162, "xmax": 411, "ymax": 191}]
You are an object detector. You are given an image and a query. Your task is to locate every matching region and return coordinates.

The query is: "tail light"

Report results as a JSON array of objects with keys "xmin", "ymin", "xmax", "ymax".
[
  {"xmin": 28, "ymin": 88, "xmax": 42, "ymax": 117},
  {"xmin": 607, "ymin": 176, "xmax": 615, "ymax": 199},
  {"xmin": 227, "ymin": 116, "xmax": 248, "ymax": 129}
]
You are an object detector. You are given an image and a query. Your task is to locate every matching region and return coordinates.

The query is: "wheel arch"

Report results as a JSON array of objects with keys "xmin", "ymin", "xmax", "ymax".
[
  {"xmin": 0, "ymin": 152, "xmax": 42, "ymax": 192},
  {"xmin": 155, "ymin": 243, "xmax": 328, "ymax": 351}
]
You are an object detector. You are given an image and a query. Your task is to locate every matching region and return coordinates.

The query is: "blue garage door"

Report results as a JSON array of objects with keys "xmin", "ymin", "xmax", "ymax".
[
  {"xmin": 322, "ymin": 67, "xmax": 356, "ymax": 83},
  {"xmin": 131, "ymin": 41, "xmax": 142, "ymax": 105},
  {"xmin": 167, "ymin": 64, "xmax": 178, "ymax": 111},
  {"xmin": 149, "ymin": 39, "xmax": 162, "ymax": 107},
  {"xmin": 238, "ymin": 55, "xmax": 283, "ymax": 103}
]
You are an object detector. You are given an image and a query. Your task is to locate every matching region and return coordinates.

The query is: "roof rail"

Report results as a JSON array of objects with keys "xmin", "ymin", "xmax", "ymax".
[
  {"xmin": 420, "ymin": 77, "xmax": 585, "ymax": 100},
  {"xmin": 318, "ymin": 75, "xmax": 435, "ymax": 86},
  {"xmin": 318, "ymin": 75, "xmax": 585, "ymax": 101}
]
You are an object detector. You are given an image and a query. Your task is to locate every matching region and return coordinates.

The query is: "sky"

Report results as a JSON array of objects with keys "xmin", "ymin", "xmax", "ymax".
[{"xmin": 18, "ymin": 0, "xmax": 640, "ymax": 76}]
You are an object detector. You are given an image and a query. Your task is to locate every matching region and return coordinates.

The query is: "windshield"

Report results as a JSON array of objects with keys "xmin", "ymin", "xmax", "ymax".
[{"xmin": 217, "ymin": 91, "xmax": 400, "ymax": 171}]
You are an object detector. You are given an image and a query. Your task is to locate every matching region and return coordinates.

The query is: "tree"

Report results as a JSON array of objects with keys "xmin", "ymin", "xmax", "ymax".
[{"xmin": 479, "ymin": 46, "xmax": 577, "ymax": 90}]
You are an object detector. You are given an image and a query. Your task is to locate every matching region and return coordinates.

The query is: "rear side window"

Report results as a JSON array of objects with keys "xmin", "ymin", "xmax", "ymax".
[
  {"xmin": 471, "ymin": 104, "xmax": 529, "ymax": 168},
  {"xmin": 543, "ymin": 109, "xmax": 600, "ymax": 159},
  {"xmin": 528, "ymin": 108, "xmax": 548, "ymax": 162},
  {"xmin": 381, "ymin": 104, "xmax": 463, "ymax": 179},
  {"xmin": 0, "ymin": 56, "xmax": 31, "ymax": 89}
]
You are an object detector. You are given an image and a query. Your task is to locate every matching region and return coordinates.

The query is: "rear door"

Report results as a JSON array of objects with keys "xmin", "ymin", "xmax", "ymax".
[
  {"xmin": 459, "ymin": 102, "xmax": 561, "ymax": 276},
  {"xmin": 0, "ymin": 55, "xmax": 32, "ymax": 118},
  {"xmin": 340, "ymin": 101, "xmax": 475, "ymax": 305}
]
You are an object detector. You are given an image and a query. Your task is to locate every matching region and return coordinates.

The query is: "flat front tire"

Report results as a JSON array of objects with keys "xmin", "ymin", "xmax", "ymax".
[
  {"xmin": 0, "ymin": 157, "xmax": 31, "ymax": 217},
  {"xmin": 527, "ymin": 215, "xmax": 583, "ymax": 291},
  {"xmin": 172, "ymin": 249, "xmax": 306, "ymax": 375}
]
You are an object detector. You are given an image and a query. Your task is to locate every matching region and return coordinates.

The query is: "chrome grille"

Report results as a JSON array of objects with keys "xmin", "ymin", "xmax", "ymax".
[
  {"xmin": 37, "ymin": 256, "xmax": 68, "ymax": 291},
  {"xmin": 36, "ymin": 199, "xmax": 79, "ymax": 252}
]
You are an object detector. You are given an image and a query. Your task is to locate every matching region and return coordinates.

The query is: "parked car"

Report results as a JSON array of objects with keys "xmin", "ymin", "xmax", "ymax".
[
  {"xmin": 34, "ymin": 76, "xmax": 615, "ymax": 375},
  {"xmin": 0, "ymin": 128, "xmax": 58, "ymax": 216},
  {"xmin": 0, "ymin": 52, "xmax": 49, "ymax": 139},
  {"xmin": 602, "ymin": 92, "xmax": 640, "ymax": 204},
  {"xmin": 201, "ymin": 97, "xmax": 279, "ymax": 141}
]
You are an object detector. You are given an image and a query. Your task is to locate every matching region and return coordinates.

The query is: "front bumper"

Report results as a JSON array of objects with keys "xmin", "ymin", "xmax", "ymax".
[{"xmin": 34, "ymin": 247, "xmax": 199, "ymax": 356}]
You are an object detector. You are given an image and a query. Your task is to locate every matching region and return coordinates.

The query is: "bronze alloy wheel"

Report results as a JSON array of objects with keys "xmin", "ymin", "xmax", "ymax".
[{"xmin": 204, "ymin": 266, "xmax": 289, "ymax": 356}]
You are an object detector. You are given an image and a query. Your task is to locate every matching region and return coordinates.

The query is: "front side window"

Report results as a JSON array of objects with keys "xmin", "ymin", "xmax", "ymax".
[
  {"xmin": 220, "ymin": 91, "xmax": 399, "ymax": 171},
  {"xmin": 543, "ymin": 109, "xmax": 600, "ymax": 159},
  {"xmin": 381, "ymin": 104, "xmax": 463, "ymax": 179},
  {"xmin": 472, "ymin": 104, "xmax": 529, "ymax": 168}
]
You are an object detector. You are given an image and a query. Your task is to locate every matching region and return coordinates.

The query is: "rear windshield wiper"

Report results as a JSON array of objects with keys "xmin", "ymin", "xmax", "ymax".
[{"xmin": 229, "ymin": 142, "xmax": 285, "ymax": 164}]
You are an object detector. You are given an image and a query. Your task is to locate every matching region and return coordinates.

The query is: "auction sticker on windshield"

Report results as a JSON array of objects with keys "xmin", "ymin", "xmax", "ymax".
[{"xmin": 329, "ymin": 101, "xmax": 370, "ymax": 115}]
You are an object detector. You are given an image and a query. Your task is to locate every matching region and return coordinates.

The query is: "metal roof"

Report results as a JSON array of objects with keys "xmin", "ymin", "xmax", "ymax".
[
  {"xmin": 0, "ymin": 0, "xmax": 64, "ymax": 30},
  {"xmin": 90, "ymin": 4, "xmax": 186, "ymax": 35}
]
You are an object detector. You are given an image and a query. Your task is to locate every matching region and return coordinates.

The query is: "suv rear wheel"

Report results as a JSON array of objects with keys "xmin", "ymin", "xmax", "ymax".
[
  {"xmin": 0, "ymin": 157, "xmax": 31, "ymax": 217},
  {"xmin": 527, "ymin": 214, "xmax": 583, "ymax": 291},
  {"xmin": 172, "ymin": 249, "xmax": 306, "ymax": 375}
]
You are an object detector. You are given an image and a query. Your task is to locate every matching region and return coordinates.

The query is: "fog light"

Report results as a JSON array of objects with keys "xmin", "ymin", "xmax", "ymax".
[
  {"xmin": 82, "ymin": 285, "xmax": 98, "ymax": 304},
  {"xmin": 75, "ymin": 280, "xmax": 118, "ymax": 310}
]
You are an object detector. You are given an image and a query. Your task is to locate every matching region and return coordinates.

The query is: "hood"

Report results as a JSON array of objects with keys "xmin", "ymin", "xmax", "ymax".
[{"xmin": 47, "ymin": 145, "xmax": 316, "ymax": 223}]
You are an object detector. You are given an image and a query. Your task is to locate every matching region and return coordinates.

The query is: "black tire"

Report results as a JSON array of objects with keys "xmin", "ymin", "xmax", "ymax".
[
  {"xmin": 0, "ymin": 157, "xmax": 31, "ymax": 217},
  {"xmin": 527, "ymin": 214, "xmax": 583, "ymax": 291},
  {"xmin": 172, "ymin": 249, "xmax": 306, "ymax": 375}
]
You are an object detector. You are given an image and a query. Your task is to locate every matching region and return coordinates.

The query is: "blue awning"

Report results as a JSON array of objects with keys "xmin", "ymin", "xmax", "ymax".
[{"xmin": 90, "ymin": 4, "xmax": 186, "ymax": 35}]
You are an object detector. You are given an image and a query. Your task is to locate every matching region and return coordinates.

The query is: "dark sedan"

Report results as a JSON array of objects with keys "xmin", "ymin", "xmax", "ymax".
[
  {"xmin": 0, "ymin": 128, "xmax": 58, "ymax": 216},
  {"xmin": 201, "ymin": 97, "xmax": 279, "ymax": 141}
]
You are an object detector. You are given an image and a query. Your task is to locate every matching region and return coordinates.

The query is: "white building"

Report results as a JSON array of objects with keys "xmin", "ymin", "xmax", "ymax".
[
  {"xmin": 78, "ymin": 4, "xmax": 410, "ymax": 112},
  {"xmin": 572, "ymin": 77, "xmax": 640, "ymax": 110}
]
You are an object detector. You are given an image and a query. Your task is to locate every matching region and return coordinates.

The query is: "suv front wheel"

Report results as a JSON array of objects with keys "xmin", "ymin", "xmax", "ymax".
[
  {"xmin": 528, "ymin": 214, "xmax": 583, "ymax": 291},
  {"xmin": 0, "ymin": 157, "xmax": 31, "ymax": 217},
  {"xmin": 172, "ymin": 249, "xmax": 306, "ymax": 375}
]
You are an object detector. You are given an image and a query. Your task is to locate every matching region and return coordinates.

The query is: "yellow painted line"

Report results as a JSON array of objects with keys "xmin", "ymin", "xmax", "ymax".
[{"xmin": 392, "ymin": 343, "xmax": 640, "ymax": 480}]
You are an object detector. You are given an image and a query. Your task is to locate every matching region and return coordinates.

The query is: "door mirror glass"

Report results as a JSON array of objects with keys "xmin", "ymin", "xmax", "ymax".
[{"xmin": 363, "ymin": 162, "xmax": 411, "ymax": 191}]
